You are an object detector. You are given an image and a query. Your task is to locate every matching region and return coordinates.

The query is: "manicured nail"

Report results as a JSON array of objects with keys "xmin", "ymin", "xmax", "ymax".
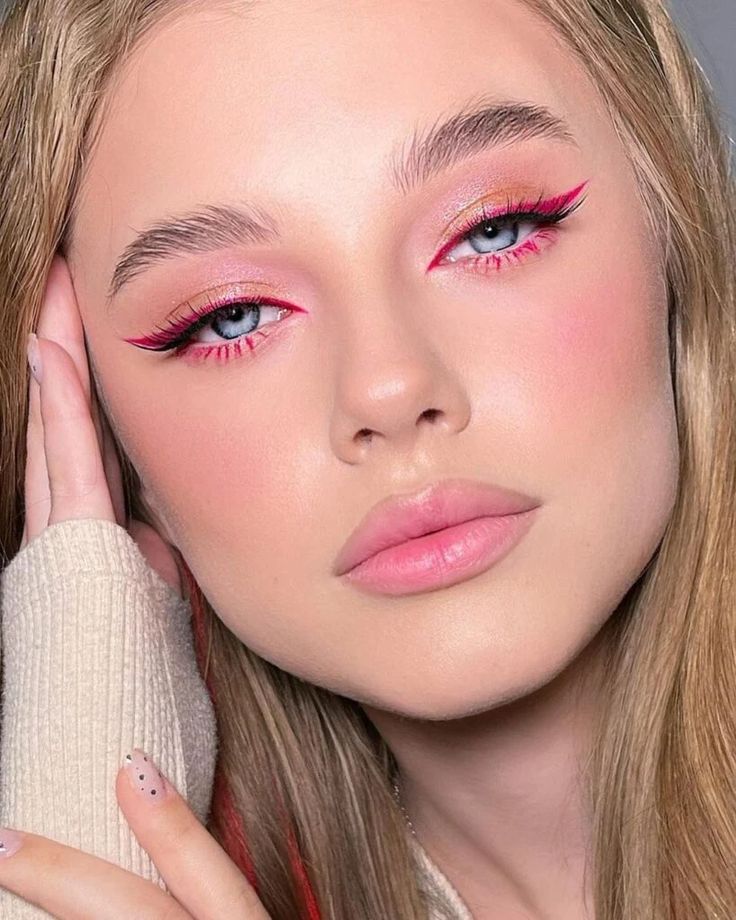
[
  {"xmin": 123, "ymin": 749, "xmax": 168, "ymax": 803},
  {"xmin": 26, "ymin": 333, "xmax": 42, "ymax": 384},
  {"xmin": 0, "ymin": 827, "xmax": 23, "ymax": 859}
]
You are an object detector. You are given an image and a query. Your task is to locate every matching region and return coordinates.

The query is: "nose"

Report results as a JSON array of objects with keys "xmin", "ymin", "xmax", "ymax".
[{"xmin": 329, "ymin": 293, "xmax": 472, "ymax": 464}]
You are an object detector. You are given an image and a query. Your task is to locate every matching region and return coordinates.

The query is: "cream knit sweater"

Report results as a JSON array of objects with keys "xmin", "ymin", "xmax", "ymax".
[{"xmin": 0, "ymin": 518, "xmax": 473, "ymax": 919}]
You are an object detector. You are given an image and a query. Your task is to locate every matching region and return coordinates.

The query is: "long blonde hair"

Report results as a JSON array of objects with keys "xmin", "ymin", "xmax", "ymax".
[{"xmin": 1, "ymin": 1, "xmax": 734, "ymax": 917}]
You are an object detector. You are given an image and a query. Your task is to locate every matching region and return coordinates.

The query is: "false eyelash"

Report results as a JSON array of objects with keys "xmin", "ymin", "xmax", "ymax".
[
  {"xmin": 126, "ymin": 296, "xmax": 290, "ymax": 352},
  {"xmin": 447, "ymin": 188, "xmax": 587, "ymax": 255}
]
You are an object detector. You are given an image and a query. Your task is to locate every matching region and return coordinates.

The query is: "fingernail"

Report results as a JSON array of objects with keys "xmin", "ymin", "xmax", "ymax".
[
  {"xmin": 0, "ymin": 827, "xmax": 23, "ymax": 859},
  {"xmin": 123, "ymin": 749, "xmax": 168, "ymax": 804},
  {"xmin": 26, "ymin": 333, "xmax": 42, "ymax": 384}
]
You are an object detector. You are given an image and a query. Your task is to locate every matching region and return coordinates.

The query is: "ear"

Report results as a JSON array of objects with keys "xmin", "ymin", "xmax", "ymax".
[{"xmin": 139, "ymin": 485, "xmax": 178, "ymax": 549}]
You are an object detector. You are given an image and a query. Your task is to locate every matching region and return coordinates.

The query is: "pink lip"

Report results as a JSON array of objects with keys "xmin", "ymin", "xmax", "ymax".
[
  {"xmin": 344, "ymin": 510, "xmax": 537, "ymax": 596},
  {"xmin": 334, "ymin": 478, "xmax": 540, "ymax": 594}
]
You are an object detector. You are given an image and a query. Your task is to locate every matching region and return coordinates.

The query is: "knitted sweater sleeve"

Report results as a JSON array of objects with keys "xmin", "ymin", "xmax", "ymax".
[{"xmin": 0, "ymin": 518, "xmax": 218, "ymax": 918}]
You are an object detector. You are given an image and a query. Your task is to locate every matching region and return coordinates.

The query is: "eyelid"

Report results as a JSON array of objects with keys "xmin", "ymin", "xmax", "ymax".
[
  {"xmin": 429, "ymin": 180, "xmax": 589, "ymax": 269},
  {"xmin": 175, "ymin": 281, "xmax": 288, "ymax": 328},
  {"xmin": 125, "ymin": 290, "xmax": 302, "ymax": 352},
  {"xmin": 167, "ymin": 278, "xmax": 294, "ymax": 329}
]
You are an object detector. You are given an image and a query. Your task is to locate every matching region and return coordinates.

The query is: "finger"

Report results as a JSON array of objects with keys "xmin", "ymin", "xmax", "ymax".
[
  {"xmin": 99, "ymin": 400, "xmax": 127, "ymax": 528},
  {"xmin": 35, "ymin": 336, "xmax": 116, "ymax": 526},
  {"xmin": 40, "ymin": 254, "xmax": 107, "ymax": 464},
  {"xmin": 87, "ymin": 365, "xmax": 105, "ymax": 449},
  {"xmin": 22, "ymin": 361, "xmax": 51, "ymax": 544},
  {"xmin": 22, "ymin": 254, "xmax": 99, "ymax": 544},
  {"xmin": 86, "ymin": 339, "xmax": 126, "ymax": 527},
  {"xmin": 37, "ymin": 254, "xmax": 92, "ymax": 402},
  {"xmin": 117, "ymin": 750, "xmax": 270, "ymax": 919},
  {"xmin": 0, "ymin": 829, "xmax": 192, "ymax": 920}
]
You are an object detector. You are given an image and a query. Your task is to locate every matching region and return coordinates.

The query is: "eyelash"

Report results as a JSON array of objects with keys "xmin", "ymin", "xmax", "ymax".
[
  {"xmin": 126, "ymin": 183, "xmax": 587, "ymax": 365},
  {"xmin": 125, "ymin": 295, "xmax": 297, "ymax": 366},
  {"xmin": 430, "ymin": 182, "xmax": 587, "ymax": 273}
]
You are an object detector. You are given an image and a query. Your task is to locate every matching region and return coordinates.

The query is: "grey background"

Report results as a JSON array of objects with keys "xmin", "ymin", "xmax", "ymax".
[
  {"xmin": 667, "ymin": 0, "xmax": 735, "ymax": 141},
  {"xmin": 0, "ymin": 0, "xmax": 734, "ymax": 139}
]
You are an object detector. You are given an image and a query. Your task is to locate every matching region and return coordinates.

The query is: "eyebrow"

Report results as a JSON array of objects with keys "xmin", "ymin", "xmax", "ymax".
[{"xmin": 106, "ymin": 97, "xmax": 577, "ymax": 304}]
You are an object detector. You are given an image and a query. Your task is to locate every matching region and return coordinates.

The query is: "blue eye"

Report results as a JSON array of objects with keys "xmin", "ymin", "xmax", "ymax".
[
  {"xmin": 124, "ymin": 296, "xmax": 295, "ymax": 365},
  {"xmin": 430, "ymin": 182, "xmax": 589, "ymax": 272},
  {"xmin": 186, "ymin": 302, "xmax": 285, "ymax": 345},
  {"xmin": 444, "ymin": 216, "xmax": 538, "ymax": 261}
]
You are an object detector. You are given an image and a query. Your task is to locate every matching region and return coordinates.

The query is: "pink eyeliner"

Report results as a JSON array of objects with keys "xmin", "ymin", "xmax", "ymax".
[
  {"xmin": 429, "ymin": 178, "xmax": 590, "ymax": 270},
  {"xmin": 124, "ymin": 298, "xmax": 303, "ymax": 351}
]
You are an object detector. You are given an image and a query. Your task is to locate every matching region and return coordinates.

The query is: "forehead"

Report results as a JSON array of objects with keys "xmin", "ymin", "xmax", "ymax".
[{"xmin": 71, "ymin": 0, "xmax": 606, "ymax": 283}]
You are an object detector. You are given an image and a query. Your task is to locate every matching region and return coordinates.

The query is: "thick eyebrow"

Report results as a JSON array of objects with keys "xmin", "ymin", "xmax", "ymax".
[
  {"xmin": 106, "ymin": 203, "xmax": 279, "ymax": 305},
  {"xmin": 387, "ymin": 96, "xmax": 577, "ymax": 195},
  {"xmin": 106, "ymin": 98, "xmax": 576, "ymax": 304}
]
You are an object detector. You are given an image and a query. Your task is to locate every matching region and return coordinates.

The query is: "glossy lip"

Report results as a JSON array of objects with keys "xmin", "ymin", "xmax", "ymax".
[
  {"xmin": 343, "ymin": 509, "xmax": 538, "ymax": 596},
  {"xmin": 333, "ymin": 478, "xmax": 541, "ymax": 577}
]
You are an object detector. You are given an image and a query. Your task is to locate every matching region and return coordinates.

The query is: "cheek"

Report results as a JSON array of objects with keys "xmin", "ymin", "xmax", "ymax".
[
  {"xmin": 463, "ymin": 248, "xmax": 671, "ymax": 492},
  {"xmin": 117, "ymin": 397, "xmax": 277, "ymax": 539},
  {"xmin": 462, "ymin": 217, "xmax": 677, "ymax": 597},
  {"xmin": 513, "ymin": 245, "xmax": 678, "ymax": 596},
  {"xmin": 529, "ymin": 251, "xmax": 670, "ymax": 461},
  {"xmin": 550, "ymin": 292, "xmax": 647, "ymax": 427},
  {"xmin": 104, "ymin": 379, "xmax": 319, "ymax": 618}
]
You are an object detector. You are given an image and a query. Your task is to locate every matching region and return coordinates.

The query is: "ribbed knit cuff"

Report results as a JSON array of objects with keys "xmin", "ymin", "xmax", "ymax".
[
  {"xmin": 1, "ymin": 517, "xmax": 183, "ymax": 609},
  {"xmin": 0, "ymin": 518, "xmax": 218, "ymax": 918}
]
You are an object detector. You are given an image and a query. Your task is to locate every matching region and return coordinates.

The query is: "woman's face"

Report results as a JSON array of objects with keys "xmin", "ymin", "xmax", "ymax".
[{"xmin": 69, "ymin": 0, "xmax": 678, "ymax": 717}]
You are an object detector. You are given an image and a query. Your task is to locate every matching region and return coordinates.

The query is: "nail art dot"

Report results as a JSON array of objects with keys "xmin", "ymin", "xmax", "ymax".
[{"xmin": 124, "ymin": 750, "xmax": 166, "ymax": 802}]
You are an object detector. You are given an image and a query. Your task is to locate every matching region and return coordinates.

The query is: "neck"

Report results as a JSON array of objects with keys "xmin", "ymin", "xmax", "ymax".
[{"xmin": 363, "ymin": 628, "xmax": 609, "ymax": 920}]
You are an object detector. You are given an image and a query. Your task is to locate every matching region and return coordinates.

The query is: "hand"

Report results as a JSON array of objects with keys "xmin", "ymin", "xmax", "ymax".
[
  {"xmin": 0, "ymin": 749, "xmax": 271, "ymax": 918},
  {"xmin": 20, "ymin": 253, "xmax": 182, "ymax": 596}
]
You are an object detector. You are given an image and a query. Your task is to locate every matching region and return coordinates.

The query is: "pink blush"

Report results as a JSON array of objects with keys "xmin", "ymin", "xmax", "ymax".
[{"xmin": 542, "ymin": 250, "xmax": 660, "ymax": 409}]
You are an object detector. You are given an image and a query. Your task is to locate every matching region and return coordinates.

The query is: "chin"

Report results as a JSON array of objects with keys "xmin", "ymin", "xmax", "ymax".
[
  {"xmin": 353, "ymin": 667, "xmax": 556, "ymax": 723},
  {"xmin": 355, "ymin": 622, "xmax": 605, "ymax": 724}
]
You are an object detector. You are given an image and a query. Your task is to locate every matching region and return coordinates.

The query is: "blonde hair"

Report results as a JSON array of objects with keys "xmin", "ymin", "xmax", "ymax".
[{"xmin": 1, "ymin": 1, "xmax": 734, "ymax": 917}]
